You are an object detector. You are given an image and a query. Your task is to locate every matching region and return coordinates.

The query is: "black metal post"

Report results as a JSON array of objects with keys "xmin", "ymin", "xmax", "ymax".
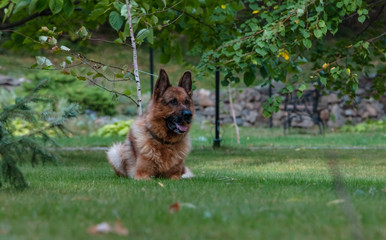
[
  {"xmin": 149, "ymin": 47, "xmax": 154, "ymax": 95},
  {"xmin": 213, "ymin": 67, "xmax": 221, "ymax": 148},
  {"xmin": 268, "ymin": 77, "xmax": 273, "ymax": 128}
]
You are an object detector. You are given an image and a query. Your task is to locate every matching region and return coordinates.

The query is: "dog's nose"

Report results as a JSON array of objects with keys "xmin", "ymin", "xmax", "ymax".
[{"xmin": 182, "ymin": 110, "xmax": 192, "ymax": 123}]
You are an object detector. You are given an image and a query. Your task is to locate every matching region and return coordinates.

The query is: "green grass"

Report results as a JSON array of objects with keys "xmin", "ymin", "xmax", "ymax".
[
  {"xmin": 1, "ymin": 148, "xmax": 385, "ymax": 240},
  {"xmin": 54, "ymin": 123, "xmax": 386, "ymax": 148}
]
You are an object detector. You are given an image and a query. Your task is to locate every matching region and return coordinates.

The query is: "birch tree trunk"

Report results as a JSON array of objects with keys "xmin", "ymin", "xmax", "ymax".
[
  {"xmin": 228, "ymin": 85, "xmax": 240, "ymax": 144},
  {"xmin": 125, "ymin": 0, "xmax": 142, "ymax": 115}
]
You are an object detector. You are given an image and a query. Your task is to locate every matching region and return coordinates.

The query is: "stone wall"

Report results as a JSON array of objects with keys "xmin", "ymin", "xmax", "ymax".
[{"xmin": 193, "ymin": 84, "xmax": 385, "ymax": 128}]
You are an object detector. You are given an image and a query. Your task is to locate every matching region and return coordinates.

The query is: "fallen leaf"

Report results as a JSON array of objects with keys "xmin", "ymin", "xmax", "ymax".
[
  {"xmin": 114, "ymin": 220, "xmax": 129, "ymax": 236},
  {"xmin": 326, "ymin": 199, "xmax": 345, "ymax": 206},
  {"xmin": 87, "ymin": 222, "xmax": 112, "ymax": 235},
  {"xmin": 87, "ymin": 220, "xmax": 129, "ymax": 236},
  {"xmin": 180, "ymin": 203, "xmax": 196, "ymax": 209},
  {"xmin": 71, "ymin": 196, "xmax": 90, "ymax": 201},
  {"xmin": 169, "ymin": 202, "xmax": 180, "ymax": 213},
  {"xmin": 158, "ymin": 182, "xmax": 165, "ymax": 188}
]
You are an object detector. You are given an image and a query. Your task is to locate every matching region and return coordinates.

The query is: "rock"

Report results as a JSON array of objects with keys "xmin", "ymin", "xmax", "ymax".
[
  {"xmin": 321, "ymin": 93, "xmax": 339, "ymax": 104},
  {"xmin": 273, "ymin": 110, "xmax": 287, "ymax": 121},
  {"xmin": 236, "ymin": 117, "xmax": 244, "ymax": 126},
  {"xmin": 233, "ymin": 104, "xmax": 243, "ymax": 117},
  {"xmin": 320, "ymin": 108, "xmax": 330, "ymax": 123},
  {"xmin": 238, "ymin": 88, "xmax": 256, "ymax": 102},
  {"xmin": 366, "ymin": 103, "xmax": 377, "ymax": 117},
  {"xmin": 344, "ymin": 109, "xmax": 356, "ymax": 116},
  {"xmin": 290, "ymin": 114, "xmax": 314, "ymax": 128},
  {"xmin": 193, "ymin": 89, "xmax": 215, "ymax": 107},
  {"xmin": 244, "ymin": 111, "xmax": 258, "ymax": 124},
  {"xmin": 328, "ymin": 104, "xmax": 346, "ymax": 127},
  {"xmin": 355, "ymin": 88, "xmax": 365, "ymax": 95},
  {"xmin": 222, "ymin": 117, "xmax": 233, "ymax": 124},
  {"xmin": 203, "ymin": 107, "xmax": 215, "ymax": 116}
]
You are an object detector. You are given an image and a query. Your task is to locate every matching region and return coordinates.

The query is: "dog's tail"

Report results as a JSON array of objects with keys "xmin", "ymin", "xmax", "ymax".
[{"xmin": 106, "ymin": 142, "xmax": 129, "ymax": 177}]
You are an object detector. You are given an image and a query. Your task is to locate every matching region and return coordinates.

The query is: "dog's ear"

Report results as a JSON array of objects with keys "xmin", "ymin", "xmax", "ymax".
[
  {"xmin": 178, "ymin": 71, "xmax": 192, "ymax": 96},
  {"xmin": 154, "ymin": 69, "xmax": 171, "ymax": 99}
]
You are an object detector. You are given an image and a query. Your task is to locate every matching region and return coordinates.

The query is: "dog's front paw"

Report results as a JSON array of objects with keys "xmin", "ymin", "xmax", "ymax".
[
  {"xmin": 134, "ymin": 173, "xmax": 152, "ymax": 180},
  {"xmin": 170, "ymin": 174, "xmax": 181, "ymax": 180}
]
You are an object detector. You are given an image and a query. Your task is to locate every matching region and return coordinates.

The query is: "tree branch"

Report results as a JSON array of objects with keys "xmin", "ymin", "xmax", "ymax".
[
  {"xmin": 86, "ymin": 77, "xmax": 138, "ymax": 106},
  {"xmin": 0, "ymin": 9, "xmax": 52, "ymax": 30}
]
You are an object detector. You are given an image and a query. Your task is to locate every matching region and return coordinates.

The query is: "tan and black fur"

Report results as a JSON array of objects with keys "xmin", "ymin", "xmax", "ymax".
[{"xmin": 107, "ymin": 69, "xmax": 194, "ymax": 180}]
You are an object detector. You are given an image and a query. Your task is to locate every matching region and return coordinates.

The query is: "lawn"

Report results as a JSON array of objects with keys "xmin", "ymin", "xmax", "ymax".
[
  {"xmin": 55, "ymin": 123, "xmax": 386, "ymax": 148},
  {"xmin": 1, "ymin": 146, "xmax": 385, "ymax": 240}
]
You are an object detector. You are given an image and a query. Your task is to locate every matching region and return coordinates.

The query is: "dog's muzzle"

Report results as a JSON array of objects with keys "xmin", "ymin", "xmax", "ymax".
[{"xmin": 166, "ymin": 110, "xmax": 192, "ymax": 134}]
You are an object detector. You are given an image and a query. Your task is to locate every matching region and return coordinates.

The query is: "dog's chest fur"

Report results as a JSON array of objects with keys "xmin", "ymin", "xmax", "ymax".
[{"xmin": 128, "ymin": 116, "xmax": 191, "ymax": 177}]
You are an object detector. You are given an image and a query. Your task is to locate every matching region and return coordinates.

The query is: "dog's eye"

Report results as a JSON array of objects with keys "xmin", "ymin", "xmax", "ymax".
[
  {"xmin": 169, "ymin": 99, "xmax": 178, "ymax": 105},
  {"xmin": 185, "ymin": 99, "xmax": 190, "ymax": 105}
]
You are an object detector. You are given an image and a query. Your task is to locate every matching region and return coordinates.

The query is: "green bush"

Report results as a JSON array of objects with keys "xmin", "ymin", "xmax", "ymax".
[
  {"xmin": 22, "ymin": 71, "xmax": 117, "ymax": 116},
  {"xmin": 340, "ymin": 119, "xmax": 386, "ymax": 133},
  {"xmin": 92, "ymin": 120, "xmax": 133, "ymax": 137}
]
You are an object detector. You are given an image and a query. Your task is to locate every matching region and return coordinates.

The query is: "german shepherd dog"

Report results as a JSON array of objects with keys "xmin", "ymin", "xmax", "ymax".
[{"xmin": 107, "ymin": 69, "xmax": 194, "ymax": 180}]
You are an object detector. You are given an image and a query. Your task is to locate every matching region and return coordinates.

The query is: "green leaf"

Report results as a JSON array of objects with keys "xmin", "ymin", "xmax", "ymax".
[
  {"xmin": 114, "ymin": 38, "xmax": 123, "ymax": 44},
  {"xmin": 318, "ymin": 20, "xmax": 326, "ymax": 28},
  {"xmin": 358, "ymin": 15, "xmax": 366, "ymax": 23},
  {"xmin": 320, "ymin": 77, "xmax": 327, "ymax": 86},
  {"xmin": 93, "ymin": 73, "xmax": 103, "ymax": 79},
  {"xmin": 30, "ymin": 63, "xmax": 38, "ymax": 69},
  {"xmin": 0, "ymin": 0, "xmax": 9, "ymax": 8},
  {"xmin": 49, "ymin": 0, "xmax": 64, "ymax": 15},
  {"xmin": 62, "ymin": 0, "xmax": 75, "ymax": 17},
  {"xmin": 299, "ymin": 83, "xmax": 307, "ymax": 91},
  {"xmin": 123, "ymin": 90, "xmax": 131, "ymax": 95},
  {"xmin": 147, "ymin": 29, "xmax": 154, "ymax": 44},
  {"xmin": 76, "ymin": 26, "xmax": 88, "ymax": 38},
  {"xmin": 243, "ymin": 70, "xmax": 256, "ymax": 86},
  {"xmin": 303, "ymin": 38, "xmax": 312, "ymax": 49},
  {"xmin": 29, "ymin": 0, "xmax": 38, "ymax": 15},
  {"xmin": 109, "ymin": 11, "xmax": 123, "ymax": 31},
  {"xmin": 337, "ymin": 2, "xmax": 343, "ymax": 8},
  {"xmin": 259, "ymin": 66, "xmax": 269, "ymax": 79},
  {"xmin": 136, "ymin": 28, "xmax": 150, "ymax": 42},
  {"xmin": 313, "ymin": 29, "xmax": 323, "ymax": 39},
  {"xmin": 65, "ymin": 56, "xmax": 73, "ymax": 64}
]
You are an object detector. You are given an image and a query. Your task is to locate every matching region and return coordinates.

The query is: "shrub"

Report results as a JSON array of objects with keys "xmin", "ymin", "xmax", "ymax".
[
  {"xmin": 93, "ymin": 120, "xmax": 133, "ymax": 137},
  {"xmin": 0, "ymin": 80, "xmax": 79, "ymax": 189},
  {"xmin": 22, "ymin": 71, "xmax": 117, "ymax": 116},
  {"xmin": 340, "ymin": 119, "xmax": 386, "ymax": 133}
]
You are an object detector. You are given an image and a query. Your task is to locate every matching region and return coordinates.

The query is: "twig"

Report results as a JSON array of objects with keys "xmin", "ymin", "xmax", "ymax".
[
  {"xmin": 172, "ymin": 8, "xmax": 217, "ymax": 33},
  {"xmin": 145, "ymin": 0, "xmax": 184, "ymax": 16},
  {"xmin": 367, "ymin": 31, "xmax": 386, "ymax": 42},
  {"xmin": 86, "ymin": 77, "xmax": 138, "ymax": 106},
  {"xmin": 159, "ymin": 11, "xmax": 185, "ymax": 29},
  {"xmin": 0, "ymin": 10, "xmax": 52, "ymax": 30}
]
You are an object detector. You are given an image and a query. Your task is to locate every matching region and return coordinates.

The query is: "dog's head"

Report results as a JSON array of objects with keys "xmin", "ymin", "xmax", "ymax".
[{"xmin": 152, "ymin": 69, "xmax": 194, "ymax": 135}]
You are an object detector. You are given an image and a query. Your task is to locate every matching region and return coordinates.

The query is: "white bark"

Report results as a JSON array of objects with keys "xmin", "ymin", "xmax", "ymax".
[
  {"xmin": 125, "ymin": 0, "xmax": 142, "ymax": 115},
  {"xmin": 228, "ymin": 85, "xmax": 240, "ymax": 144}
]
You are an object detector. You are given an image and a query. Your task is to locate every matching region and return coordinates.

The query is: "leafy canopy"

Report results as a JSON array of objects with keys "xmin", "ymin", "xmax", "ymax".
[{"xmin": 1, "ymin": 0, "xmax": 385, "ymax": 116}]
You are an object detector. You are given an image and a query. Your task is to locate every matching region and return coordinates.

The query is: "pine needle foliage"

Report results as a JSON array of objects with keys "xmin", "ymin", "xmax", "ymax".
[{"xmin": 0, "ymin": 80, "xmax": 79, "ymax": 190}]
